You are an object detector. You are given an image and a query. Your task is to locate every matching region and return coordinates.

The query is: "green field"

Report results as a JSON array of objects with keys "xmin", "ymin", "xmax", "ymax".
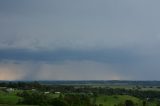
[
  {"xmin": 95, "ymin": 95, "xmax": 157, "ymax": 106},
  {"xmin": 96, "ymin": 95, "xmax": 139, "ymax": 106},
  {"xmin": 0, "ymin": 90, "xmax": 37, "ymax": 106},
  {"xmin": 0, "ymin": 93, "xmax": 157, "ymax": 106},
  {"xmin": 0, "ymin": 90, "xmax": 61, "ymax": 106},
  {"xmin": 88, "ymin": 84, "xmax": 160, "ymax": 91},
  {"xmin": 0, "ymin": 91, "xmax": 21, "ymax": 105},
  {"xmin": 0, "ymin": 86, "xmax": 159, "ymax": 106}
]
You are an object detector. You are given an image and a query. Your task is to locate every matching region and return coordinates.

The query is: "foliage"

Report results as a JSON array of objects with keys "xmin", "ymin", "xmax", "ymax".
[
  {"xmin": 0, "ymin": 81, "xmax": 160, "ymax": 106},
  {"xmin": 124, "ymin": 100, "xmax": 134, "ymax": 106}
]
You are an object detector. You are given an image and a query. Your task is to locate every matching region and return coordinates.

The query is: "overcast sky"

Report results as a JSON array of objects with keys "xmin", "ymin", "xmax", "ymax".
[{"xmin": 0, "ymin": 0, "xmax": 160, "ymax": 80}]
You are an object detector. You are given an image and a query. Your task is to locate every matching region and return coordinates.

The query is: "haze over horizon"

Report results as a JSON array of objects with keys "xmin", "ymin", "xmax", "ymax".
[{"xmin": 0, "ymin": 0, "xmax": 160, "ymax": 80}]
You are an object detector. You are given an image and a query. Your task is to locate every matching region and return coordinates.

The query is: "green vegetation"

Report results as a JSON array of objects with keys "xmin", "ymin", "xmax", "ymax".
[
  {"xmin": 95, "ymin": 95, "xmax": 140, "ymax": 106},
  {"xmin": 0, "ymin": 81, "xmax": 160, "ymax": 106},
  {"xmin": 0, "ymin": 90, "xmax": 21, "ymax": 105}
]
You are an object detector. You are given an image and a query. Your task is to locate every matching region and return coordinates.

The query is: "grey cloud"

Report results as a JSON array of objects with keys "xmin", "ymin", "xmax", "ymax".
[
  {"xmin": 0, "ymin": 48, "xmax": 138, "ymax": 64},
  {"xmin": 0, "ymin": 0, "xmax": 160, "ymax": 50},
  {"xmin": 0, "ymin": 0, "xmax": 160, "ymax": 80}
]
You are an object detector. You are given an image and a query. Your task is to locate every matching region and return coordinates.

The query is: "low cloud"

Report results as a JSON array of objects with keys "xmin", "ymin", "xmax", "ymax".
[
  {"xmin": 0, "ymin": 60, "xmax": 129, "ymax": 80},
  {"xmin": 0, "ymin": 0, "xmax": 160, "ymax": 80}
]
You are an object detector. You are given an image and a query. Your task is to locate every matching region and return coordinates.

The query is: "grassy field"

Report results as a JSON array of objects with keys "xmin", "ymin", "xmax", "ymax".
[
  {"xmin": 0, "ymin": 87, "xmax": 159, "ymax": 106},
  {"xmin": 0, "ymin": 90, "xmax": 38, "ymax": 106},
  {"xmin": 0, "ymin": 90, "xmax": 21, "ymax": 105},
  {"xmin": 88, "ymin": 84, "xmax": 160, "ymax": 91},
  {"xmin": 0, "ymin": 90, "xmax": 61, "ymax": 106},
  {"xmin": 95, "ymin": 95, "xmax": 157, "ymax": 106}
]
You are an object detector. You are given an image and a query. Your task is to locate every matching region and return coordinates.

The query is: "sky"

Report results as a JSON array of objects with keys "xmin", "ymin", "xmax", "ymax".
[{"xmin": 0, "ymin": 0, "xmax": 160, "ymax": 80}]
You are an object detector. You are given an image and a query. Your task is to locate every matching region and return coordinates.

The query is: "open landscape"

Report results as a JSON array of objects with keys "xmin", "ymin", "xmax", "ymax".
[
  {"xmin": 0, "ymin": 81, "xmax": 160, "ymax": 106},
  {"xmin": 1, "ymin": 0, "xmax": 160, "ymax": 106}
]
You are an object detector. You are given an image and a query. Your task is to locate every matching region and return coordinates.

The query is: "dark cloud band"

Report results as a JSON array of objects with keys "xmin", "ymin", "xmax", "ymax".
[{"xmin": 0, "ymin": 48, "xmax": 137, "ymax": 63}]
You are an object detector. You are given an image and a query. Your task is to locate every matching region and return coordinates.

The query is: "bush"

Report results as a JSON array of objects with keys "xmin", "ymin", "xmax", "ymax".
[{"xmin": 125, "ymin": 100, "xmax": 134, "ymax": 106}]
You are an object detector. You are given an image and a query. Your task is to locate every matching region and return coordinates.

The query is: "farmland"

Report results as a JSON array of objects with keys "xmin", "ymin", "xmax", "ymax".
[{"xmin": 0, "ymin": 81, "xmax": 160, "ymax": 106}]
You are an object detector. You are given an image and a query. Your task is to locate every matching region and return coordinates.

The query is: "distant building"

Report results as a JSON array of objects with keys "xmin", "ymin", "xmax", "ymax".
[
  {"xmin": 6, "ymin": 88, "xmax": 14, "ymax": 92},
  {"xmin": 55, "ymin": 92, "xmax": 61, "ymax": 94},
  {"xmin": 44, "ymin": 92, "xmax": 50, "ymax": 94},
  {"xmin": 32, "ymin": 89, "xmax": 36, "ymax": 91}
]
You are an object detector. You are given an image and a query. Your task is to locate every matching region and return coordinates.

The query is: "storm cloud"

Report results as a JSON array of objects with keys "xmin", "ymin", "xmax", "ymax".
[{"xmin": 0, "ymin": 0, "xmax": 160, "ymax": 80}]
